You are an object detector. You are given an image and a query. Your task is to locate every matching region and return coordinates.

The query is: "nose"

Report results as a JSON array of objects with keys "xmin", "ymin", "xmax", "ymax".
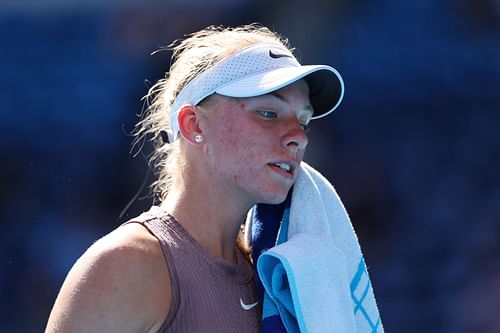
[{"xmin": 281, "ymin": 118, "xmax": 308, "ymax": 155}]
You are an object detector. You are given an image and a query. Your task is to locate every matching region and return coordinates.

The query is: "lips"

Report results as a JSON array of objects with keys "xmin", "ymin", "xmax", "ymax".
[
  {"xmin": 271, "ymin": 162, "xmax": 292, "ymax": 172},
  {"xmin": 267, "ymin": 160, "xmax": 298, "ymax": 179}
]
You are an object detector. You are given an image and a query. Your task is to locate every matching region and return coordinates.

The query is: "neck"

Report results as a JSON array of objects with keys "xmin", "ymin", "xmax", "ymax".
[{"xmin": 160, "ymin": 164, "xmax": 253, "ymax": 264}]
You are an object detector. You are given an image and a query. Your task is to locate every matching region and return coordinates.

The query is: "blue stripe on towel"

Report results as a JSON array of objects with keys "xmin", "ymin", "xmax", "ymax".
[{"xmin": 350, "ymin": 257, "xmax": 381, "ymax": 332}]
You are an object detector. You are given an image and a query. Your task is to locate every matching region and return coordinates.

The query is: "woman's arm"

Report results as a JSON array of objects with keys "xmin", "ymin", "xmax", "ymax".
[{"xmin": 45, "ymin": 223, "xmax": 171, "ymax": 333}]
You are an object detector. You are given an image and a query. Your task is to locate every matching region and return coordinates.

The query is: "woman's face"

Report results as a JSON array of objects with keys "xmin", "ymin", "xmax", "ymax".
[{"xmin": 199, "ymin": 79, "xmax": 313, "ymax": 206}]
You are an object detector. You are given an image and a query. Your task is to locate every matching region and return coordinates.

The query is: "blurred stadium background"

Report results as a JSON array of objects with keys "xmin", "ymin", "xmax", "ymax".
[{"xmin": 0, "ymin": 0, "xmax": 499, "ymax": 332}]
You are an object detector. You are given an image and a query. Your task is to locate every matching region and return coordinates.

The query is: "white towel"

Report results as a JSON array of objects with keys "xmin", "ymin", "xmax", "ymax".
[{"xmin": 256, "ymin": 162, "xmax": 383, "ymax": 332}]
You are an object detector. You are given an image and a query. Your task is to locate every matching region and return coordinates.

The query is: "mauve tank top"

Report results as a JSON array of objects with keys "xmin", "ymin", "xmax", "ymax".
[{"xmin": 126, "ymin": 207, "xmax": 261, "ymax": 333}]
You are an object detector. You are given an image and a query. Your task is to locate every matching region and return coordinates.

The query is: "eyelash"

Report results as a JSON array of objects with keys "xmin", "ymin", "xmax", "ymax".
[
  {"xmin": 257, "ymin": 110, "xmax": 277, "ymax": 119},
  {"xmin": 300, "ymin": 123, "xmax": 310, "ymax": 133},
  {"xmin": 257, "ymin": 110, "xmax": 310, "ymax": 132}
]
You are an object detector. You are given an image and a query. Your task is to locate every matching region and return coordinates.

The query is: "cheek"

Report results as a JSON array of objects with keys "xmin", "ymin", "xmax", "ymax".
[{"xmin": 206, "ymin": 114, "xmax": 273, "ymax": 174}]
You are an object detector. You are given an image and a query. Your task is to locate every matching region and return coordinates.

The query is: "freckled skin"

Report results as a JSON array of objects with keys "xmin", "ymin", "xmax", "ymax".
[{"xmin": 199, "ymin": 80, "xmax": 312, "ymax": 206}]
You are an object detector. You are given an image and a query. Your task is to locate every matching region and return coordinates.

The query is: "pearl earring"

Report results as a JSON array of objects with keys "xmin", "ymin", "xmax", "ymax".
[{"xmin": 194, "ymin": 135, "xmax": 203, "ymax": 143}]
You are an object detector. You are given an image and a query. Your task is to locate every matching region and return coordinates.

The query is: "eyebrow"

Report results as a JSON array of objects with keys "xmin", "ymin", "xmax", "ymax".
[{"xmin": 270, "ymin": 91, "xmax": 314, "ymax": 116}]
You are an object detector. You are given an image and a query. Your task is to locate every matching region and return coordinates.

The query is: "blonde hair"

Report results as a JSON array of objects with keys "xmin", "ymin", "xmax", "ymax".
[{"xmin": 133, "ymin": 24, "xmax": 292, "ymax": 203}]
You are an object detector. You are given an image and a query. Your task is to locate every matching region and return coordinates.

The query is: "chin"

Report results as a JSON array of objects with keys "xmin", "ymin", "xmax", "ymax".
[
  {"xmin": 256, "ymin": 190, "xmax": 289, "ymax": 205},
  {"xmin": 259, "ymin": 197, "xmax": 286, "ymax": 205},
  {"xmin": 246, "ymin": 181, "xmax": 293, "ymax": 206}
]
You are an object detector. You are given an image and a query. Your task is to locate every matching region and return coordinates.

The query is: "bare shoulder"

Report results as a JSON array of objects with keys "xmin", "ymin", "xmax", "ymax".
[{"xmin": 46, "ymin": 223, "xmax": 171, "ymax": 333}]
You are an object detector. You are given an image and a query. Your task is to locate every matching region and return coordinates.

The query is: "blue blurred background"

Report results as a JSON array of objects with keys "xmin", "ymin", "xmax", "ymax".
[{"xmin": 1, "ymin": 0, "xmax": 499, "ymax": 332}]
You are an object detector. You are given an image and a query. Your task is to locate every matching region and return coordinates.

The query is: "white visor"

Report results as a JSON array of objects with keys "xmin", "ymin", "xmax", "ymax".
[{"xmin": 167, "ymin": 43, "xmax": 344, "ymax": 142}]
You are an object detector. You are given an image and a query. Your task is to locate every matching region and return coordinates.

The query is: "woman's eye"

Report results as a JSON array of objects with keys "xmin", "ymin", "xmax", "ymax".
[
  {"xmin": 300, "ymin": 123, "xmax": 310, "ymax": 133},
  {"xmin": 257, "ymin": 110, "xmax": 277, "ymax": 119}
]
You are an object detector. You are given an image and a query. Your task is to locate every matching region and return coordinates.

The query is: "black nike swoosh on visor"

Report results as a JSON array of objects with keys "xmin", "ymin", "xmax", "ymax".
[{"xmin": 269, "ymin": 50, "xmax": 293, "ymax": 59}]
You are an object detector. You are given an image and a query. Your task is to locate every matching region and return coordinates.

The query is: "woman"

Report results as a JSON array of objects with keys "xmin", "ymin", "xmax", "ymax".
[{"xmin": 45, "ymin": 24, "xmax": 344, "ymax": 332}]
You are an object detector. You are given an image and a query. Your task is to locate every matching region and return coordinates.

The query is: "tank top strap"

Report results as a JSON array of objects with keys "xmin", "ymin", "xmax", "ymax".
[{"xmin": 122, "ymin": 207, "xmax": 260, "ymax": 332}]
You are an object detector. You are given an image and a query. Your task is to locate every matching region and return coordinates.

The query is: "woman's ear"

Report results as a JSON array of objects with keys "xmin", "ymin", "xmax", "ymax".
[{"xmin": 177, "ymin": 104, "xmax": 203, "ymax": 145}]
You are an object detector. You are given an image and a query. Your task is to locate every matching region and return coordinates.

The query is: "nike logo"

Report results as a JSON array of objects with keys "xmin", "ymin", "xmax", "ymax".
[
  {"xmin": 269, "ymin": 50, "xmax": 293, "ymax": 59},
  {"xmin": 240, "ymin": 298, "xmax": 259, "ymax": 310}
]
